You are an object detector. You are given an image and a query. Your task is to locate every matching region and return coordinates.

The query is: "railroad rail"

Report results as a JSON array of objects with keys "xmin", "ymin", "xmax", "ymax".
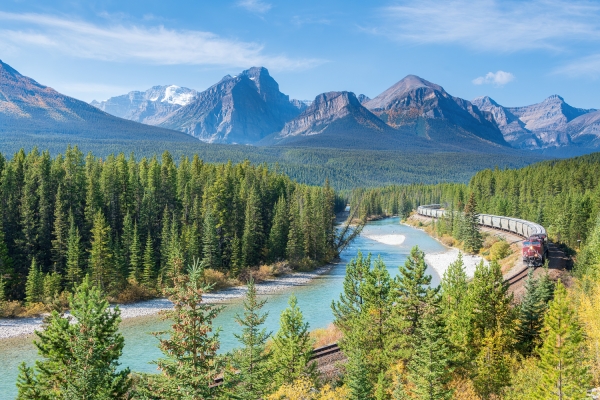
[
  {"xmin": 211, "ymin": 343, "xmax": 342, "ymax": 387},
  {"xmin": 417, "ymin": 204, "xmax": 548, "ymax": 287}
]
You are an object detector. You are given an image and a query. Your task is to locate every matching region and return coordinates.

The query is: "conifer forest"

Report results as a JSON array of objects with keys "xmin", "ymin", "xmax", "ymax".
[{"xmin": 2, "ymin": 149, "xmax": 600, "ymax": 399}]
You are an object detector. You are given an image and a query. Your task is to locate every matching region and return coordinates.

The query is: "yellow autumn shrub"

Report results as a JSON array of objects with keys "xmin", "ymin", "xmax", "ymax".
[{"xmin": 267, "ymin": 376, "xmax": 348, "ymax": 400}]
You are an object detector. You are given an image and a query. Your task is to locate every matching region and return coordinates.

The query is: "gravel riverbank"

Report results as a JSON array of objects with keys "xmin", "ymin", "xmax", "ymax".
[{"xmin": 0, "ymin": 264, "xmax": 335, "ymax": 340}]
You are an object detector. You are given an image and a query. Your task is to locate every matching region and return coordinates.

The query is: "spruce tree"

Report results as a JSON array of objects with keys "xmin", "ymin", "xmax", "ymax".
[
  {"xmin": 142, "ymin": 234, "xmax": 155, "ymax": 289},
  {"xmin": 286, "ymin": 195, "xmax": 304, "ymax": 262},
  {"xmin": 16, "ymin": 276, "xmax": 131, "ymax": 399},
  {"xmin": 405, "ymin": 302, "xmax": 453, "ymax": 400},
  {"xmin": 345, "ymin": 350, "xmax": 374, "ymax": 400},
  {"xmin": 333, "ymin": 253, "xmax": 395, "ymax": 382},
  {"xmin": 51, "ymin": 185, "xmax": 68, "ymax": 272},
  {"xmin": 535, "ymin": 281, "xmax": 591, "ymax": 399},
  {"xmin": 394, "ymin": 246, "xmax": 438, "ymax": 337},
  {"xmin": 270, "ymin": 294, "xmax": 315, "ymax": 388},
  {"xmin": 128, "ymin": 223, "xmax": 141, "ymax": 283},
  {"xmin": 202, "ymin": 208, "xmax": 221, "ymax": 269},
  {"xmin": 225, "ymin": 279, "xmax": 272, "ymax": 399},
  {"xmin": 242, "ymin": 188, "xmax": 263, "ymax": 268},
  {"xmin": 462, "ymin": 193, "xmax": 482, "ymax": 253},
  {"xmin": 440, "ymin": 253, "xmax": 473, "ymax": 372},
  {"xmin": 88, "ymin": 211, "xmax": 113, "ymax": 292},
  {"xmin": 0, "ymin": 217, "xmax": 13, "ymax": 300},
  {"xmin": 65, "ymin": 212, "xmax": 82, "ymax": 290},
  {"xmin": 142, "ymin": 259, "xmax": 223, "ymax": 399},
  {"xmin": 468, "ymin": 260, "xmax": 514, "ymax": 346},
  {"xmin": 515, "ymin": 270, "xmax": 545, "ymax": 355},
  {"xmin": 25, "ymin": 259, "xmax": 43, "ymax": 306},
  {"xmin": 268, "ymin": 195, "xmax": 289, "ymax": 262}
]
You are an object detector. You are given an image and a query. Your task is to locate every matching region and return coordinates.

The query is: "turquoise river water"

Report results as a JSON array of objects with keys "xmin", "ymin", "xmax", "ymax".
[{"xmin": 0, "ymin": 217, "xmax": 446, "ymax": 398}]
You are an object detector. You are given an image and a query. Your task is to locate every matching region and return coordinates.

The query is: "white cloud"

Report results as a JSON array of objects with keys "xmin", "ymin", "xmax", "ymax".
[
  {"xmin": 472, "ymin": 71, "xmax": 515, "ymax": 87},
  {"xmin": 554, "ymin": 54, "xmax": 600, "ymax": 78},
  {"xmin": 236, "ymin": 0, "xmax": 272, "ymax": 14},
  {"xmin": 376, "ymin": 0, "xmax": 600, "ymax": 52},
  {"xmin": 0, "ymin": 11, "xmax": 322, "ymax": 71}
]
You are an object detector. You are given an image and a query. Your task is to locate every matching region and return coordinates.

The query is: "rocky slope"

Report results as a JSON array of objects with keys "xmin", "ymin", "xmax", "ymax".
[
  {"xmin": 91, "ymin": 85, "xmax": 197, "ymax": 125},
  {"xmin": 158, "ymin": 67, "xmax": 302, "ymax": 144},
  {"xmin": 260, "ymin": 91, "xmax": 416, "ymax": 149},
  {"xmin": 473, "ymin": 95, "xmax": 598, "ymax": 150},
  {"xmin": 0, "ymin": 59, "xmax": 197, "ymax": 142},
  {"xmin": 364, "ymin": 75, "xmax": 507, "ymax": 146}
]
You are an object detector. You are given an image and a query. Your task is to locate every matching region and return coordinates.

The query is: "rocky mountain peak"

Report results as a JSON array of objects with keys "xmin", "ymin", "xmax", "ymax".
[
  {"xmin": 472, "ymin": 96, "xmax": 500, "ymax": 109},
  {"xmin": 365, "ymin": 74, "xmax": 444, "ymax": 110}
]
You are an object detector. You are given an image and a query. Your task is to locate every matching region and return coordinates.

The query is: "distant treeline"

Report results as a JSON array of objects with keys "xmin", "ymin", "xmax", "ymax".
[
  {"xmin": 351, "ymin": 152, "xmax": 600, "ymax": 248},
  {"xmin": 0, "ymin": 146, "xmax": 339, "ymax": 302},
  {"xmin": 0, "ymin": 133, "xmax": 541, "ymax": 190}
]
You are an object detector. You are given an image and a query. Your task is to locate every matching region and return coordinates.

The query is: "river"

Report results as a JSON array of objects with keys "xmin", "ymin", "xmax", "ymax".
[{"xmin": 0, "ymin": 217, "xmax": 446, "ymax": 397}]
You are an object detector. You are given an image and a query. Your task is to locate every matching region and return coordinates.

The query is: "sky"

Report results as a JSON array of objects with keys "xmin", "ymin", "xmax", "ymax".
[{"xmin": 1, "ymin": 0, "xmax": 599, "ymax": 108}]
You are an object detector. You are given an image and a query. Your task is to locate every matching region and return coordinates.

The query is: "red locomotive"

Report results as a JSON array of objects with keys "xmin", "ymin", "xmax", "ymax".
[{"xmin": 522, "ymin": 234, "xmax": 548, "ymax": 267}]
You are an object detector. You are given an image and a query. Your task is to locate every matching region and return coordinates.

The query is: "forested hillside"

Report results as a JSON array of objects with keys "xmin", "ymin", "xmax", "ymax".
[
  {"xmin": 0, "ymin": 134, "xmax": 542, "ymax": 190},
  {"xmin": 0, "ymin": 146, "xmax": 337, "ymax": 303},
  {"xmin": 350, "ymin": 152, "xmax": 600, "ymax": 249}
]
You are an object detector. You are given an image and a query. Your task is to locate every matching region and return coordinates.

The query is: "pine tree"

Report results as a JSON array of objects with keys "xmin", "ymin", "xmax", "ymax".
[
  {"xmin": 472, "ymin": 329, "xmax": 513, "ymax": 399},
  {"xmin": 128, "ymin": 223, "xmax": 141, "ymax": 283},
  {"xmin": 242, "ymin": 188, "xmax": 263, "ymax": 268},
  {"xmin": 202, "ymin": 208, "xmax": 221, "ymax": 269},
  {"xmin": 268, "ymin": 195, "xmax": 289, "ymax": 262},
  {"xmin": 440, "ymin": 253, "xmax": 473, "ymax": 372},
  {"xmin": 345, "ymin": 351, "xmax": 374, "ymax": 400},
  {"xmin": 535, "ymin": 281, "xmax": 591, "ymax": 399},
  {"xmin": 25, "ymin": 259, "xmax": 43, "ymax": 305},
  {"xmin": 142, "ymin": 234, "xmax": 155, "ymax": 289},
  {"xmin": 16, "ymin": 276, "xmax": 131, "ymax": 399},
  {"xmin": 468, "ymin": 260, "xmax": 514, "ymax": 346},
  {"xmin": 286, "ymin": 195, "xmax": 304, "ymax": 262},
  {"xmin": 270, "ymin": 294, "xmax": 315, "ymax": 388},
  {"xmin": 225, "ymin": 279, "xmax": 272, "ymax": 399},
  {"xmin": 333, "ymin": 253, "xmax": 395, "ymax": 382},
  {"xmin": 88, "ymin": 211, "xmax": 113, "ymax": 292},
  {"xmin": 0, "ymin": 217, "xmax": 13, "ymax": 300},
  {"xmin": 394, "ymin": 246, "xmax": 438, "ymax": 337},
  {"xmin": 230, "ymin": 234, "xmax": 242, "ymax": 277},
  {"xmin": 405, "ymin": 302, "xmax": 453, "ymax": 400},
  {"xmin": 462, "ymin": 193, "xmax": 482, "ymax": 253},
  {"xmin": 65, "ymin": 212, "xmax": 82, "ymax": 290},
  {"xmin": 515, "ymin": 270, "xmax": 545, "ymax": 355},
  {"xmin": 141, "ymin": 259, "xmax": 223, "ymax": 399},
  {"xmin": 51, "ymin": 185, "xmax": 68, "ymax": 272},
  {"xmin": 42, "ymin": 272, "xmax": 62, "ymax": 303}
]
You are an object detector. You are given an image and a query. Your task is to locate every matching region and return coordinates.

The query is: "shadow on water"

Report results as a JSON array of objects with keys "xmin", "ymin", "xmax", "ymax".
[{"xmin": 0, "ymin": 217, "xmax": 446, "ymax": 396}]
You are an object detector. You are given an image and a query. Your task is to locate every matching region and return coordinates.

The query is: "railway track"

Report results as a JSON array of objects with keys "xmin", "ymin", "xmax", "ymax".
[{"xmin": 211, "ymin": 343, "xmax": 343, "ymax": 387}]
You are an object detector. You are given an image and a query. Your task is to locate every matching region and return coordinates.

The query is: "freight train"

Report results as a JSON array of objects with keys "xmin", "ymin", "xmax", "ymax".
[{"xmin": 416, "ymin": 204, "xmax": 548, "ymax": 267}]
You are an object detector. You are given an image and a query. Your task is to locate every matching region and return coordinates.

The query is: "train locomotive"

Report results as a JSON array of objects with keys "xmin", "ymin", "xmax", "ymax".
[{"xmin": 522, "ymin": 234, "xmax": 548, "ymax": 267}]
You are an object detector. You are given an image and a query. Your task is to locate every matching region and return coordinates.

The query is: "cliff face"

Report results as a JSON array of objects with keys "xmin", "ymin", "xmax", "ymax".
[
  {"xmin": 159, "ymin": 67, "xmax": 301, "ymax": 144},
  {"xmin": 278, "ymin": 91, "xmax": 389, "ymax": 137},
  {"xmin": 474, "ymin": 95, "xmax": 598, "ymax": 149},
  {"xmin": 365, "ymin": 75, "xmax": 507, "ymax": 146}
]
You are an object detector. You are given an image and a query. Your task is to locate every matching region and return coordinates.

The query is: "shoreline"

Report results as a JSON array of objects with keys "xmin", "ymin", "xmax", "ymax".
[
  {"xmin": 400, "ymin": 220, "xmax": 487, "ymax": 279},
  {"xmin": 0, "ymin": 263, "xmax": 336, "ymax": 341}
]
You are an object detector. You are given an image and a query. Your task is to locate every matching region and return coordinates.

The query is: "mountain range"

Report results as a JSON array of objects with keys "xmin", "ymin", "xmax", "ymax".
[
  {"xmin": 0, "ymin": 57, "xmax": 598, "ymax": 157},
  {"xmin": 90, "ymin": 68, "xmax": 600, "ymax": 155},
  {"xmin": 0, "ymin": 59, "xmax": 196, "ymax": 143},
  {"xmin": 472, "ymin": 95, "xmax": 599, "ymax": 152}
]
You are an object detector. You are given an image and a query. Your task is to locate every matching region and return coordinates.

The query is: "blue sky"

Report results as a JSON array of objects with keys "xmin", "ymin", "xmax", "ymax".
[{"xmin": 1, "ymin": 0, "xmax": 599, "ymax": 108}]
